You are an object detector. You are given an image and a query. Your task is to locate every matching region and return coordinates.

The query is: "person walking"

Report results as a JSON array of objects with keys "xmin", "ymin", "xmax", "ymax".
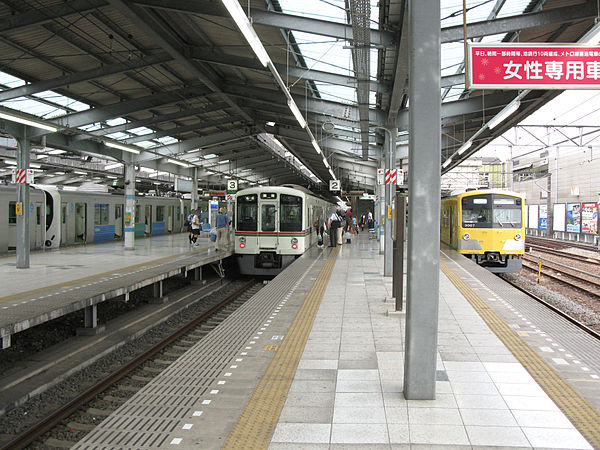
[
  {"xmin": 190, "ymin": 210, "xmax": 201, "ymax": 246},
  {"xmin": 215, "ymin": 207, "xmax": 229, "ymax": 251}
]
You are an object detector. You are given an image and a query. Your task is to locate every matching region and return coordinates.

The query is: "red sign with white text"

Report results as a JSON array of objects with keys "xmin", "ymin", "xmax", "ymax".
[{"xmin": 468, "ymin": 43, "xmax": 600, "ymax": 89}]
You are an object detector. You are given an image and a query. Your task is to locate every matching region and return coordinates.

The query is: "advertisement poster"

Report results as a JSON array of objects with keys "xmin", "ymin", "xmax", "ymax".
[
  {"xmin": 566, "ymin": 203, "xmax": 581, "ymax": 233},
  {"xmin": 539, "ymin": 204, "xmax": 547, "ymax": 230},
  {"xmin": 581, "ymin": 202, "xmax": 598, "ymax": 234}
]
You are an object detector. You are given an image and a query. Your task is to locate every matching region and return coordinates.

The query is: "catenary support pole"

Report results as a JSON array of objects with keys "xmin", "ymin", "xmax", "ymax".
[
  {"xmin": 404, "ymin": 0, "xmax": 441, "ymax": 400},
  {"xmin": 124, "ymin": 163, "xmax": 136, "ymax": 250},
  {"xmin": 16, "ymin": 128, "xmax": 30, "ymax": 269}
]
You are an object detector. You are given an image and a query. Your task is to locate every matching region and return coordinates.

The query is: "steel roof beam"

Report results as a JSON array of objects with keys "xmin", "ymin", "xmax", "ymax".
[
  {"xmin": 77, "ymin": 102, "xmax": 230, "ymax": 139},
  {"xmin": 134, "ymin": 129, "xmax": 258, "ymax": 163},
  {"xmin": 188, "ymin": 47, "xmax": 388, "ymax": 94},
  {"xmin": 441, "ymin": 1, "xmax": 597, "ymax": 43},
  {"xmin": 0, "ymin": 53, "xmax": 172, "ymax": 102},
  {"xmin": 0, "ymin": 0, "xmax": 109, "ymax": 33},
  {"xmin": 122, "ymin": 118, "xmax": 244, "ymax": 144},
  {"xmin": 131, "ymin": 0, "xmax": 395, "ymax": 46}
]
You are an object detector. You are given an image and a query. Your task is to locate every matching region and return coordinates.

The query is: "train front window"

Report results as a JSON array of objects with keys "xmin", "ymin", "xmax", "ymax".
[
  {"xmin": 261, "ymin": 204, "xmax": 276, "ymax": 232},
  {"xmin": 237, "ymin": 194, "xmax": 257, "ymax": 231},
  {"xmin": 462, "ymin": 194, "xmax": 521, "ymax": 228},
  {"xmin": 280, "ymin": 194, "xmax": 302, "ymax": 232}
]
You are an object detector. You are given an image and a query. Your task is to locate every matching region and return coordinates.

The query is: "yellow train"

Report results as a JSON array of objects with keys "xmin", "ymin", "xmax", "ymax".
[{"xmin": 441, "ymin": 189, "xmax": 525, "ymax": 273}]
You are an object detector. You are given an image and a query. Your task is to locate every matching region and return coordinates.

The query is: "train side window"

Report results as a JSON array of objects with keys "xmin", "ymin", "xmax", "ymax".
[
  {"xmin": 280, "ymin": 194, "xmax": 302, "ymax": 232},
  {"xmin": 8, "ymin": 201, "xmax": 16, "ymax": 224},
  {"xmin": 94, "ymin": 204, "xmax": 109, "ymax": 225},
  {"xmin": 156, "ymin": 206, "xmax": 165, "ymax": 222}
]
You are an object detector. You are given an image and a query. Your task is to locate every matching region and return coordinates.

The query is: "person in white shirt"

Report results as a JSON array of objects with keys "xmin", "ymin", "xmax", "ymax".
[
  {"xmin": 190, "ymin": 210, "xmax": 201, "ymax": 246},
  {"xmin": 328, "ymin": 210, "xmax": 341, "ymax": 247}
]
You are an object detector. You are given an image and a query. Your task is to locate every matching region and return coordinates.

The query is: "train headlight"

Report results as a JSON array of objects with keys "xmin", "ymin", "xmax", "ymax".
[
  {"xmin": 291, "ymin": 237, "xmax": 298, "ymax": 249},
  {"xmin": 239, "ymin": 237, "xmax": 246, "ymax": 248},
  {"xmin": 514, "ymin": 233, "xmax": 522, "ymax": 241},
  {"xmin": 462, "ymin": 233, "xmax": 470, "ymax": 240}
]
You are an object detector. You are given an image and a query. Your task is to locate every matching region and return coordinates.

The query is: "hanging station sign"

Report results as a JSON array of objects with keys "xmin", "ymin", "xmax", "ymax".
[{"xmin": 468, "ymin": 43, "xmax": 600, "ymax": 90}]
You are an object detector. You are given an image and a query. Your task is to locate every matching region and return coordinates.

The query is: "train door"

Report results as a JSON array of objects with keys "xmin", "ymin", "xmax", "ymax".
[
  {"xmin": 61, "ymin": 202, "xmax": 68, "ymax": 244},
  {"xmin": 34, "ymin": 202, "xmax": 43, "ymax": 248},
  {"xmin": 144, "ymin": 205, "xmax": 152, "ymax": 235},
  {"xmin": 8, "ymin": 201, "xmax": 16, "ymax": 250},
  {"xmin": 167, "ymin": 205, "xmax": 174, "ymax": 232},
  {"xmin": 75, "ymin": 202, "xmax": 86, "ymax": 242},
  {"xmin": 115, "ymin": 204, "xmax": 124, "ymax": 238},
  {"xmin": 449, "ymin": 206, "xmax": 455, "ymax": 246},
  {"xmin": 259, "ymin": 202, "xmax": 278, "ymax": 249}
]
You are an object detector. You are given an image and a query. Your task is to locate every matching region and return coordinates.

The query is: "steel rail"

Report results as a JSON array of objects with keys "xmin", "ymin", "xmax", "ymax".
[
  {"xmin": 2, "ymin": 279, "xmax": 256, "ymax": 450},
  {"xmin": 521, "ymin": 259, "xmax": 600, "ymax": 298},
  {"xmin": 500, "ymin": 274, "xmax": 600, "ymax": 341}
]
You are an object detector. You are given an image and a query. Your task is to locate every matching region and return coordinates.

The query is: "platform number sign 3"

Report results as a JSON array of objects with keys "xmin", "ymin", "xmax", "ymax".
[
  {"xmin": 329, "ymin": 180, "xmax": 341, "ymax": 191},
  {"xmin": 227, "ymin": 179, "xmax": 238, "ymax": 192}
]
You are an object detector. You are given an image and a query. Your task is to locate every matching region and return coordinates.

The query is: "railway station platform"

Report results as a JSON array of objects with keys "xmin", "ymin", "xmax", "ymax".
[
  {"xmin": 71, "ymin": 232, "xmax": 600, "ymax": 449},
  {"xmin": 0, "ymin": 233, "xmax": 232, "ymax": 349}
]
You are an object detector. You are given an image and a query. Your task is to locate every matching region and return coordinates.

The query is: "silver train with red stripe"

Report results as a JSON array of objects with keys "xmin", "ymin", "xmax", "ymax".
[{"xmin": 234, "ymin": 185, "xmax": 334, "ymax": 275}]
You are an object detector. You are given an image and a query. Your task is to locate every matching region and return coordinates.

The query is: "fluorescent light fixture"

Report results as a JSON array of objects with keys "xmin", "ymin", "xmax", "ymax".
[
  {"xmin": 487, "ymin": 100, "xmax": 520, "ymax": 130},
  {"xmin": 288, "ymin": 99, "xmax": 307, "ymax": 129},
  {"xmin": 104, "ymin": 141, "xmax": 141, "ymax": 154},
  {"xmin": 328, "ymin": 168, "xmax": 335, "ymax": 178},
  {"xmin": 73, "ymin": 170, "xmax": 88, "ymax": 175},
  {"xmin": 104, "ymin": 162, "xmax": 123, "ymax": 170},
  {"xmin": 323, "ymin": 157, "xmax": 330, "ymax": 169},
  {"xmin": 224, "ymin": 175, "xmax": 231, "ymax": 179},
  {"xmin": 4, "ymin": 158, "xmax": 17, "ymax": 165},
  {"xmin": 457, "ymin": 140, "xmax": 472, "ymax": 155},
  {"xmin": 221, "ymin": 0, "xmax": 270, "ymax": 67},
  {"xmin": 106, "ymin": 175, "xmax": 117, "ymax": 179},
  {"xmin": 266, "ymin": 121, "xmax": 276, "ymax": 126},
  {"xmin": 311, "ymin": 139, "xmax": 321, "ymax": 154},
  {"xmin": 203, "ymin": 153, "xmax": 217, "ymax": 159},
  {"xmin": 167, "ymin": 158, "xmax": 192, "ymax": 168},
  {"xmin": 139, "ymin": 167, "xmax": 155, "ymax": 173},
  {"xmin": 48, "ymin": 149, "xmax": 66, "ymax": 155},
  {"xmin": 30, "ymin": 163, "xmax": 41, "ymax": 168},
  {"xmin": 53, "ymin": 171, "xmax": 65, "ymax": 175},
  {"xmin": 0, "ymin": 110, "xmax": 58, "ymax": 132},
  {"xmin": 442, "ymin": 158, "xmax": 452, "ymax": 169}
]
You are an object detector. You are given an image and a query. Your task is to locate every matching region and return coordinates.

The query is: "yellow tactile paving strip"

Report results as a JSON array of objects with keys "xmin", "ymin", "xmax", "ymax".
[
  {"xmin": 223, "ymin": 247, "xmax": 339, "ymax": 450},
  {"xmin": 441, "ymin": 260, "xmax": 600, "ymax": 448}
]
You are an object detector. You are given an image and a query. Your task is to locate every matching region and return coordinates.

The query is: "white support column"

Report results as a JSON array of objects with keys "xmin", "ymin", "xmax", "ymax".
[
  {"xmin": 124, "ymin": 163, "xmax": 136, "ymax": 250},
  {"xmin": 16, "ymin": 129, "xmax": 30, "ymax": 269},
  {"xmin": 384, "ymin": 127, "xmax": 397, "ymax": 277},
  {"xmin": 404, "ymin": 0, "xmax": 441, "ymax": 400},
  {"xmin": 191, "ymin": 167, "xmax": 199, "ymax": 212}
]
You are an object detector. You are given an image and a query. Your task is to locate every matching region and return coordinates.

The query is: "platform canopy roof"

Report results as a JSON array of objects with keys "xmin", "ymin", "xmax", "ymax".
[{"xmin": 0, "ymin": 0, "xmax": 597, "ymax": 194}]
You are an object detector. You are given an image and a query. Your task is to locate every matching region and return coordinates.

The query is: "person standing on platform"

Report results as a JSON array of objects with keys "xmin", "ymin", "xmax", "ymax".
[
  {"xmin": 190, "ymin": 210, "xmax": 201, "ymax": 246},
  {"xmin": 337, "ymin": 210, "xmax": 345, "ymax": 245},
  {"xmin": 215, "ymin": 207, "xmax": 229, "ymax": 251},
  {"xmin": 316, "ymin": 213, "xmax": 326, "ymax": 248},
  {"xmin": 328, "ymin": 210, "xmax": 340, "ymax": 247},
  {"xmin": 186, "ymin": 210, "xmax": 195, "ymax": 244}
]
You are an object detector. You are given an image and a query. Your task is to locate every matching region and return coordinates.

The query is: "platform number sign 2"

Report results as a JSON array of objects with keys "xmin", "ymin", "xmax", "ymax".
[
  {"xmin": 329, "ymin": 180, "xmax": 341, "ymax": 191},
  {"xmin": 227, "ymin": 179, "xmax": 238, "ymax": 192}
]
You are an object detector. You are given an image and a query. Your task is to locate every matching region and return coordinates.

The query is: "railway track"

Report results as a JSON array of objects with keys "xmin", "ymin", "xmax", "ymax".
[
  {"xmin": 525, "ymin": 243, "xmax": 600, "ymax": 266},
  {"xmin": 1, "ymin": 279, "xmax": 261, "ymax": 450},
  {"xmin": 500, "ymin": 275, "xmax": 600, "ymax": 341},
  {"xmin": 527, "ymin": 236, "xmax": 599, "ymax": 252},
  {"xmin": 522, "ymin": 256, "xmax": 600, "ymax": 299}
]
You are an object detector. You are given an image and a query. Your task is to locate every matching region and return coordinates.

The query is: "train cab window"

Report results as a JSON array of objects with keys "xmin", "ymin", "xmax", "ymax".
[
  {"xmin": 94, "ymin": 204, "xmax": 109, "ymax": 225},
  {"xmin": 8, "ymin": 201, "xmax": 16, "ymax": 224},
  {"xmin": 237, "ymin": 194, "xmax": 258, "ymax": 231},
  {"xmin": 462, "ymin": 194, "xmax": 521, "ymax": 228},
  {"xmin": 261, "ymin": 204, "xmax": 276, "ymax": 232},
  {"xmin": 280, "ymin": 194, "xmax": 302, "ymax": 232}
]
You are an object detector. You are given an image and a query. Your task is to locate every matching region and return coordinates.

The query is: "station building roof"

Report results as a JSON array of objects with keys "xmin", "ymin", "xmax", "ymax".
[{"xmin": 0, "ymin": 0, "xmax": 597, "ymax": 195}]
